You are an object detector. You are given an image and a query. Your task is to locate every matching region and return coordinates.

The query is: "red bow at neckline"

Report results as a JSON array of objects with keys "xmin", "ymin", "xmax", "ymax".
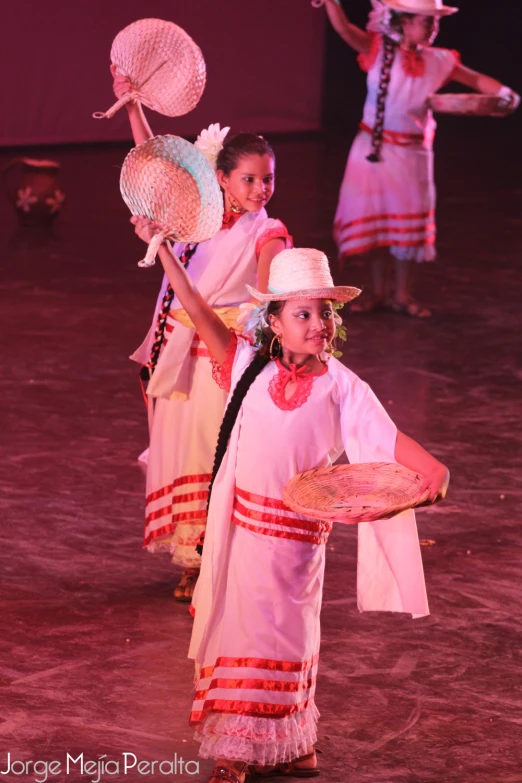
[
  {"xmin": 275, "ymin": 359, "xmax": 313, "ymax": 385},
  {"xmin": 400, "ymin": 48, "xmax": 425, "ymax": 78},
  {"xmin": 221, "ymin": 210, "xmax": 245, "ymax": 231}
]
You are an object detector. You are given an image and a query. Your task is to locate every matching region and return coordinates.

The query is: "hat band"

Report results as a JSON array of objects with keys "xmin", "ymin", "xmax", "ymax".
[{"xmin": 391, "ymin": 0, "xmax": 445, "ymax": 9}]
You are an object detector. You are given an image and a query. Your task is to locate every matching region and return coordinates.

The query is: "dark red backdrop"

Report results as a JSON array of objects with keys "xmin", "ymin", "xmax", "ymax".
[{"xmin": 0, "ymin": 0, "xmax": 326, "ymax": 146}]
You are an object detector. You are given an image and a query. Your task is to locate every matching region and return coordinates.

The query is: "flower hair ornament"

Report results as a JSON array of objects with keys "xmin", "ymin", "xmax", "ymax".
[
  {"xmin": 367, "ymin": 0, "xmax": 401, "ymax": 41},
  {"xmin": 194, "ymin": 122, "xmax": 230, "ymax": 171},
  {"xmin": 237, "ymin": 301, "xmax": 348, "ymax": 358},
  {"xmin": 236, "ymin": 302, "xmax": 270, "ymax": 347}
]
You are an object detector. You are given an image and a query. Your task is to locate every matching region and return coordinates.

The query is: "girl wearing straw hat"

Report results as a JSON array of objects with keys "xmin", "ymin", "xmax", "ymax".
[
  {"xmin": 113, "ymin": 73, "xmax": 292, "ymax": 602},
  {"xmin": 130, "ymin": 218, "xmax": 449, "ymax": 781},
  {"xmin": 322, "ymin": 0, "xmax": 519, "ymax": 317}
]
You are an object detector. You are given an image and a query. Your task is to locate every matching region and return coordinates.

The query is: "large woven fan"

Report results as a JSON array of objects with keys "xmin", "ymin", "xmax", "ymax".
[
  {"xmin": 283, "ymin": 463, "xmax": 430, "ymax": 524},
  {"xmin": 120, "ymin": 135, "xmax": 223, "ymax": 267},
  {"xmin": 94, "ymin": 18, "xmax": 206, "ymax": 120}
]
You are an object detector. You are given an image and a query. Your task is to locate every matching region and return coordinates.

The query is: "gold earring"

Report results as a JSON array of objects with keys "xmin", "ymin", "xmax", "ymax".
[
  {"xmin": 228, "ymin": 192, "xmax": 244, "ymax": 214},
  {"xmin": 269, "ymin": 334, "xmax": 281, "ymax": 360}
]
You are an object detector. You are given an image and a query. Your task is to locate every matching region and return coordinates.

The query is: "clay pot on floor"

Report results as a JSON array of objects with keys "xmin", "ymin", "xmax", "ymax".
[{"xmin": 2, "ymin": 158, "xmax": 65, "ymax": 228}]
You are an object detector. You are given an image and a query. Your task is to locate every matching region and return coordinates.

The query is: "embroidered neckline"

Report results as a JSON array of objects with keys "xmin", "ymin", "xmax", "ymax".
[
  {"xmin": 221, "ymin": 210, "xmax": 245, "ymax": 231},
  {"xmin": 400, "ymin": 46, "xmax": 425, "ymax": 78},
  {"xmin": 357, "ymin": 34, "xmax": 427, "ymax": 78},
  {"xmin": 268, "ymin": 359, "xmax": 328, "ymax": 411}
]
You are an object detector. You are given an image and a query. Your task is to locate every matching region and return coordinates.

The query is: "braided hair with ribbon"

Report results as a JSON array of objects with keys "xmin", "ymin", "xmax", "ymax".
[
  {"xmin": 140, "ymin": 242, "xmax": 199, "ymax": 381},
  {"xmin": 366, "ymin": 36, "xmax": 398, "ymax": 163},
  {"xmin": 195, "ymin": 301, "xmax": 285, "ymax": 554}
]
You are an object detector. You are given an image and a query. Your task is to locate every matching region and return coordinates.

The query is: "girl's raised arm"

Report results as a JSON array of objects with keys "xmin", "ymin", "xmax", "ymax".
[
  {"xmin": 111, "ymin": 64, "xmax": 154, "ymax": 145},
  {"xmin": 448, "ymin": 62, "xmax": 520, "ymax": 111},
  {"xmin": 324, "ymin": 0, "xmax": 371, "ymax": 55},
  {"xmin": 132, "ymin": 217, "xmax": 232, "ymax": 364}
]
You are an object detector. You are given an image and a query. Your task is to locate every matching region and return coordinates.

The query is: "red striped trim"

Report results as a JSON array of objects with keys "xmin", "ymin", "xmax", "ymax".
[
  {"xmin": 233, "ymin": 515, "xmax": 327, "ymax": 545},
  {"xmin": 236, "ymin": 486, "xmax": 290, "ymax": 512},
  {"xmin": 146, "ymin": 474, "xmax": 212, "ymax": 506},
  {"xmin": 200, "ymin": 652, "xmax": 319, "ymax": 680},
  {"xmin": 234, "ymin": 499, "xmax": 331, "ymax": 535},
  {"xmin": 359, "ymin": 121, "xmax": 425, "ymax": 145},
  {"xmin": 145, "ymin": 507, "xmax": 208, "ymax": 527},
  {"xmin": 143, "ymin": 514, "xmax": 207, "ymax": 547},
  {"xmin": 171, "ymin": 489, "xmax": 209, "ymax": 504},
  {"xmin": 339, "ymin": 223, "xmax": 436, "ymax": 243},
  {"xmin": 190, "ymin": 696, "xmax": 312, "ymax": 723},
  {"xmin": 340, "ymin": 235, "xmax": 436, "ymax": 257},
  {"xmin": 334, "ymin": 210, "xmax": 434, "ymax": 233},
  {"xmin": 195, "ymin": 676, "xmax": 315, "ymax": 701},
  {"xmin": 190, "ymin": 346, "xmax": 211, "ymax": 357}
]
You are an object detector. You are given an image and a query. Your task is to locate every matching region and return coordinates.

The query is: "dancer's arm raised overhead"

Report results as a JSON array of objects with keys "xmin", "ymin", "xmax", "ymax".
[
  {"xmin": 324, "ymin": 0, "xmax": 372, "ymax": 54},
  {"xmin": 111, "ymin": 64, "xmax": 153, "ymax": 145},
  {"xmin": 131, "ymin": 217, "xmax": 231, "ymax": 364}
]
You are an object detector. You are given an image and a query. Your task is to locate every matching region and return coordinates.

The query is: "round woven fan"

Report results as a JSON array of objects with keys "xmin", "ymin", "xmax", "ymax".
[
  {"xmin": 120, "ymin": 135, "xmax": 223, "ymax": 267},
  {"xmin": 283, "ymin": 463, "xmax": 429, "ymax": 524},
  {"xmin": 94, "ymin": 18, "xmax": 206, "ymax": 120},
  {"xmin": 428, "ymin": 93, "xmax": 515, "ymax": 116}
]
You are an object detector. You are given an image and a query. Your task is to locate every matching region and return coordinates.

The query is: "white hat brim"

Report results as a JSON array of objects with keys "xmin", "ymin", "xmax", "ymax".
[
  {"xmin": 246, "ymin": 284, "xmax": 362, "ymax": 304},
  {"xmin": 381, "ymin": 0, "xmax": 458, "ymax": 15}
]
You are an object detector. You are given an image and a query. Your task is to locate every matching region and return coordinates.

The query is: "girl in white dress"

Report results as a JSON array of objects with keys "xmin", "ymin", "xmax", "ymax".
[
  {"xmin": 324, "ymin": 0, "xmax": 519, "ymax": 317},
  {"xmin": 129, "ymin": 215, "xmax": 450, "ymax": 783},
  {"xmin": 112, "ymin": 73, "xmax": 292, "ymax": 601}
]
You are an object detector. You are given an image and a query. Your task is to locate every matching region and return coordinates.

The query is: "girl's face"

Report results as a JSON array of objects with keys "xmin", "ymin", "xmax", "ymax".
[
  {"xmin": 402, "ymin": 14, "xmax": 439, "ymax": 46},
  {"xmin": 217, "ymin": 154, "xmax": 275, "ymax": 213},
  {"xmin": 269, "ymin": 299, "xmax": 336, "ymax": 358}
]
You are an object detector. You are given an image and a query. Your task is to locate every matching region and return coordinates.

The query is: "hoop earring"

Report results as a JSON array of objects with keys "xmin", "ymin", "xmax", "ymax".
[
  {"xmin": 227, "ymin": 191, "xmax": 245, "ymax": 215},
  {"xmin": 269, "ymin": 334, "xmax": 281, "ymax": 360}
]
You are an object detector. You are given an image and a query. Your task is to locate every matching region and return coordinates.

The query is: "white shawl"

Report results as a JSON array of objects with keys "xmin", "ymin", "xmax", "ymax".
[{"xmin": 189, "ymin": 342, "xmax": 429, "ymax": 664}]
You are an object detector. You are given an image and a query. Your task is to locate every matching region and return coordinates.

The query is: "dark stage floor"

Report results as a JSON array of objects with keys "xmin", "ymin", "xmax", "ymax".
[{"xmin": 1, "ymin": 122, "xmax": 521, "ymax": 783}]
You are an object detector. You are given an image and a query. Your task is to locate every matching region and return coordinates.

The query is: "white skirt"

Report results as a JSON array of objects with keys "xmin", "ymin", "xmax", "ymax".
[
  {"xmin": 334, "ymin": 130, "xmax": 437, "ymax": 263},
  {"xmin": 190, "ymin": 509, "xmax": 325, "ymax": 764},
  {"xmin": 144, "ymin": 349, "xmax": 228, "ymax": 567}
]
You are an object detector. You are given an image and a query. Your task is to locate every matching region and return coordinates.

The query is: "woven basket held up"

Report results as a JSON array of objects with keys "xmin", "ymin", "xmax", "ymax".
[
  {"xmin": 427, "ymin": 93, "xmax": 514, "ymax": 116},
  {"xmin": 120, "ymin": 135, "xmax": 223, "ymax": 267},
  {"xmin": 94, "ymin": 18, "xmax": 206, "ymax": 119},
  {"xmin": 283, "ymin": 463, "xmax": 430, "ymax": 525}
]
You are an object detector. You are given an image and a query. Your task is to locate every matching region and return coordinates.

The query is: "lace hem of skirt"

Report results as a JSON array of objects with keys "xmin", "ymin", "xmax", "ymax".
[
  {"xmin": 146, "ymin": 523, "xmax": 204, "ymax": 567},
  {"xmin": 194, "ymin": 703, "xmax": 319, "ymax": 766}
]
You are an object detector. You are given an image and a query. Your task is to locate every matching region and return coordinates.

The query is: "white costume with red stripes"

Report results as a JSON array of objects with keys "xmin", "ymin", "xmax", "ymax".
[
  {"xmin": 132, "ymin": 211, "xmax": 291, "ymax": 566},
  {"xmin": 189, "ymin": 335, "xmax": 429, "ymax": 764},
  {"xmin": 334, "ymin": 36, "xmax": 459, "ymax": 262}
]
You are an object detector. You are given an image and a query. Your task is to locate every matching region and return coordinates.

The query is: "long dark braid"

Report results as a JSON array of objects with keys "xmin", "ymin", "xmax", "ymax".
[
  {"xmin": 139, "ymin": 243, "xmax": 199, "ymax": 381},
  {"xmin": 366, "ymin": 36, "xmax": 398, "ymax": 163},
  {"xmin": 196, "ymin": 352, "xmax": 270, "ymax": 554}
]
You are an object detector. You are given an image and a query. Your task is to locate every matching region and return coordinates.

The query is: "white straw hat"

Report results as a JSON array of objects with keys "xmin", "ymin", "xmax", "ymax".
[
  {"xmin": 246, "ymin": 248, "xmax": 361, "ymax": 303},
  {"xmin": 380, "ymin": 0, "xmax": 458, "ymax": 15}
]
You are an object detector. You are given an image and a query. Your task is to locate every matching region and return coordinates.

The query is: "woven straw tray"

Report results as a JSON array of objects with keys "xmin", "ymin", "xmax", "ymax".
[
  {"xmin": 283, "ymin": 462, "xmax": 430, "ymax": 524},
  {"xmin": 428, "ymin": 93, "xmax": 513, "ymax": 116}
]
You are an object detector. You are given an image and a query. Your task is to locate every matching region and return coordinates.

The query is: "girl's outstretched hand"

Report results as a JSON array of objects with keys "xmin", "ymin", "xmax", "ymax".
[
  {"xmin": 131, "ymin": 216, "xmax": 164, "ymax": 244},
  {"xmin": 111, "ymin": 63, "xmax": 134, "ymax": 100},
  {"xmin": 419, "ymin": 465, "xmax": 450, "ymax": 505}
]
